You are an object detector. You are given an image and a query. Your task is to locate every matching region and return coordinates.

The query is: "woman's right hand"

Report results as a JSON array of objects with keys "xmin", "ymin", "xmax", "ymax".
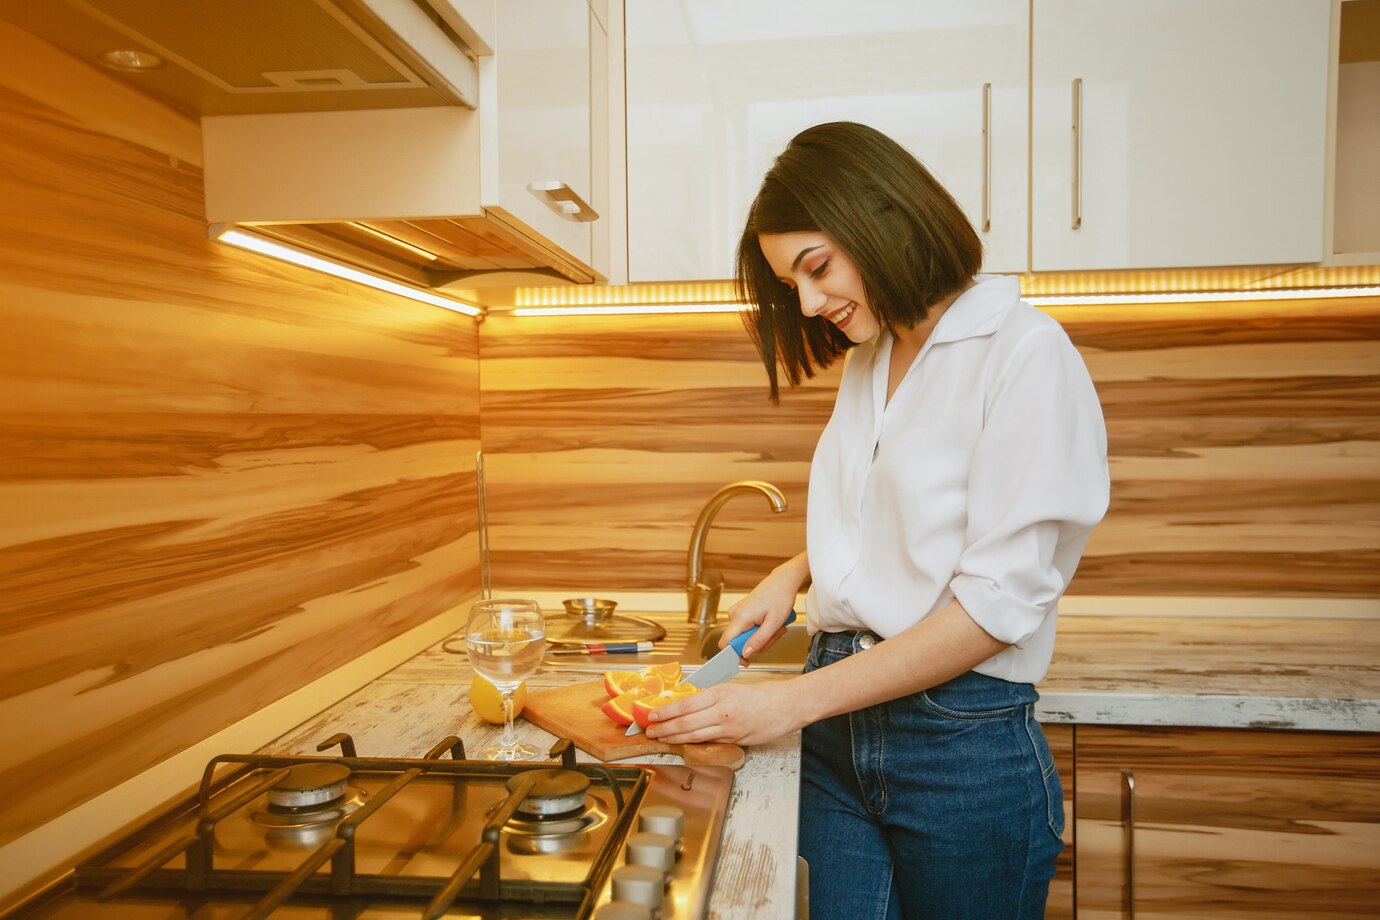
[{"xmin": 720, "ymin": 551, "xmax": 809, "ymax": 659}]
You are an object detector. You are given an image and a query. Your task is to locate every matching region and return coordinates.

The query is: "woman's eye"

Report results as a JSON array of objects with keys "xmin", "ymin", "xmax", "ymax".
[{"xmin": 808, "ymin": 260, "xmax": 829, "ymax": 279}]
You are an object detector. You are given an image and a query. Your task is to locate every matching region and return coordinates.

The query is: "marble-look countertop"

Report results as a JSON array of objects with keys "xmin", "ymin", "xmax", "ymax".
[
  {"xmin": 260, "ymin": 637, "xmax": 801, "ymax": 920},
  {"xmin": 1037, "ymin": 615, "xmax": 1380, "ymax": 732},
  {"xmin": 257, "ymin": 610, "xmax": 1377, "ymax": 920}
]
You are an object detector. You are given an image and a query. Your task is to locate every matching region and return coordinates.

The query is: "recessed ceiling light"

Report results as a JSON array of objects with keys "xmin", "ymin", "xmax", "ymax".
[{"xmin": 98, "ymin": 49, "xmax": 164, "ymax": 72}]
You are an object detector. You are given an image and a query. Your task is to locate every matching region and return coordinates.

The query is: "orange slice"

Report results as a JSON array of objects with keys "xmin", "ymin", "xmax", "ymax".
[
  {"xmin": 644, "ymin": 662, "xmax": 682, "ymax": 684},
  {"xmin": 603, "ymin": 669, "xmax": 645, "ymax": 698},
  {"xmin": 631, "ymin": 683, "xmax": 700, "ymax": 729},
  {"xmin": 600, "ymin": 687, "xmax": 652, "ymax": 726}
]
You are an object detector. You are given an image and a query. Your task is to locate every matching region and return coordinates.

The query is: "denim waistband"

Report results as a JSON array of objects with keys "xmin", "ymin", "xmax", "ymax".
[{"xmin": 812, "ymin": 628, "xmax": 884, "ymax": 655}]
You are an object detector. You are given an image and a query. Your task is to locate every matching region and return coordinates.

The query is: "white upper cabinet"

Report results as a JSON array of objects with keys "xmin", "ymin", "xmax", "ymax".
[
  {"xmin": 1031, "ymin": 0, "xmax": 1331, "ymax": 271},
  {"xmin": 484, "ymin": 0, "xmax": 597, "ymax": 267},
  {"xmin": 626, "ymin": 1, "xmax": 1029, "ymax": 282}
]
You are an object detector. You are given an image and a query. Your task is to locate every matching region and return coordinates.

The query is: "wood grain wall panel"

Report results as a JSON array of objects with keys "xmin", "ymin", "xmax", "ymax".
[
  {"xmin": 480, "ymin": 302, "xmax": 1380, "ymax": 598},
  {"xmin": 480, "ymin": 313, "xmax": 836, "ymax": 590},
  {"xmin": 0, "ymin": 56, "xmax": 479, "ymax": 847}
]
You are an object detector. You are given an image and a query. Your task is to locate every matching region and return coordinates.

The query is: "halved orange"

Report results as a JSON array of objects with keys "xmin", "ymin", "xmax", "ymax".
[{"xmin": 631, "ymin": 683, "xmax": 700, "ymax": 729}]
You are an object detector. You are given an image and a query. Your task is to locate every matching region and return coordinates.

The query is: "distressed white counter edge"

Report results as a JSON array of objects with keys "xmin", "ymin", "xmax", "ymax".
[{"xmin": 1037, "ymin": 693, "xmax": 1380, "ymax": 733}]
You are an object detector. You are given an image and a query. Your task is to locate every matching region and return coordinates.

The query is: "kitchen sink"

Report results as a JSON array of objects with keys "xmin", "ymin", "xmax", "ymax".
[{"xmin": 694, "ymin": 623, "xmax": 812, "ymax": 671}]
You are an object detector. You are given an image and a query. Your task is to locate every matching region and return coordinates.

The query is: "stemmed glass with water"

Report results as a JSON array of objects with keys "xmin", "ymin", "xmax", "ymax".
[{"xmin": 465, "ymin": 598, "xmax": 546, "ymax": 761}]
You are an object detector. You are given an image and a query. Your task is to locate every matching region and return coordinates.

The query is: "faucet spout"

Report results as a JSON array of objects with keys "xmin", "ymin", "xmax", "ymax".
[{"xmin": 686, "ymin": 481, "xmax": 788, "ymax": 624}]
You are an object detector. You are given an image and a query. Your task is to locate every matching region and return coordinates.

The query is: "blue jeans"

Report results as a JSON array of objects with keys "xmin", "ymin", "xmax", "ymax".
[{"xmin": 798, "ymin": 630, "xmax": 1064, "ymax": 920}]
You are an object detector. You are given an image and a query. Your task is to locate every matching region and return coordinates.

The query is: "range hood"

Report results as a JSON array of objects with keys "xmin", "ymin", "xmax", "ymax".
[{"xmin": 20, "ymin": 0, "xmax": 601, "ymax": 288}]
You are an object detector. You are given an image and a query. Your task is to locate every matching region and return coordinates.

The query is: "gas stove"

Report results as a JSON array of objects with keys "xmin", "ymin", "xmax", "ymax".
[{"xmin": 5, "ymin": 733, "xmax": 734, "ymax": 919}]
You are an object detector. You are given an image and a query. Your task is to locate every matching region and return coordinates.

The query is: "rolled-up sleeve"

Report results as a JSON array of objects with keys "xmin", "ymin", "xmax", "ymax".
[{"xmin": 950, "ymin": 326, "xmax": 1109, "ymax": 646}]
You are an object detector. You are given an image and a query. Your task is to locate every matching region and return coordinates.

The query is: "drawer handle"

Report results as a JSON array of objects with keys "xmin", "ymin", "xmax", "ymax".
[
  {"xmin": 527, "ymin": 181, "xmax": 599, "ymax": 222},
  {"xmin": 981, "ymin": 82, "xmax": 992, "ymax": 233},
  {"xmin": 1072, "ymin": 77, "xmax": 1083, "ymax": 230},
  {"xmin": 1121, "ymin": 768, "xmax": 1136, "ymax": 919}
]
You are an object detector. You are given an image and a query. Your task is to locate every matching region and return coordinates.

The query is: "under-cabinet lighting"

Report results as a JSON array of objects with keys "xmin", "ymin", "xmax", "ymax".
[
  {"xmin": 214, "ymin": 227, "xmax": 482, "ymax": 317},
  {"xmin": 347, "ymin": 223, "xmax": 440, "ymax": 262},
  {"xmin": 1022, "ymin": 286, "xmax": 1380, "ymax": 306},
  {"xmin": 507, "ymin": 285, "xmax": 1379, "ymax": 317},
  {"xmin": 511, "ymin": 303, "xmax": 751, "ymax": 317}
]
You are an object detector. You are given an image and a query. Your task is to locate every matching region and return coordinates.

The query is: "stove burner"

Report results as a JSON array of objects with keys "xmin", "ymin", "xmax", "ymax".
[
  {"xmin": 267, "ymin": 763, "xmax": 351, "ymax": 808},
  {"xmin": 250, "ymin": 763, "xmax": 367, "ymax": 831},
  {"xmin": 508, "ymin": 769, "xmax": 591, "ymax": 818}
]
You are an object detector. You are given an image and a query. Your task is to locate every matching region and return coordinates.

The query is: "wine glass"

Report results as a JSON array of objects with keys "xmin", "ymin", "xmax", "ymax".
[{"xmin": 465, "ymin": 598, "xmax": 546, "ymax": 761}]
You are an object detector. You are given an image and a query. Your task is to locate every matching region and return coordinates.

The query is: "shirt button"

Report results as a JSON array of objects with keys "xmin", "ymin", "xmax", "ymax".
[{"xmin": 858, "ymin": 634, "xmax": 875, "ymax": 650}]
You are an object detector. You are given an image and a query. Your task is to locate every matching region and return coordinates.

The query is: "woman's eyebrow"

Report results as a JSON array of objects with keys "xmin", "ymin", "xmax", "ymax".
[{"xmin": 791, "ymin": 246, "xmax": 823, "ymax": 271}]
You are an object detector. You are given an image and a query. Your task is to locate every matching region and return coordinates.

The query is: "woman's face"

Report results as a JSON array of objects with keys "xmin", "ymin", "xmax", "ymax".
[{"xmin": 758, "ymin": 231, "xmax": 881, "ymax": 343}]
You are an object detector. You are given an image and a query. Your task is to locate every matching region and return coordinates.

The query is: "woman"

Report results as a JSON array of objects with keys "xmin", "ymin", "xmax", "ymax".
[{"xmin": 643, "ymin": 122, "xmax": 1109, "ymax": 919}]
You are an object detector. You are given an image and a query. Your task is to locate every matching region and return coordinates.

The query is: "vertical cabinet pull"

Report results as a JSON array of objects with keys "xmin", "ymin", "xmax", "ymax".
[
  {"xmin": 1071, "ymin": 78, "xmax": 1083, "ymax": 230},
  {"xmin": 1121, "ymin": 769, "xmax": 1136, "ymax": 919},
  {"xmin": 981, "ymin": 82, "xmax": 992, "ymax": 232}
]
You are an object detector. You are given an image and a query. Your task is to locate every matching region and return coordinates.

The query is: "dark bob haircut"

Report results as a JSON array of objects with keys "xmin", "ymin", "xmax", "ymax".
[{"xmin": 735, "ymin": 121, "xmax": 982, "ymax": 402}]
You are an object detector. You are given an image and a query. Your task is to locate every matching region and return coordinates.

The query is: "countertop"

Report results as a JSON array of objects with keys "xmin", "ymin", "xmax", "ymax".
[
  {"xmin": 259, "ymin": 634, "xmax": 802, "ymax": 920},
  {"xmin": 255, "ymin": 609, "xmax": 1379, "ymax": 920}
]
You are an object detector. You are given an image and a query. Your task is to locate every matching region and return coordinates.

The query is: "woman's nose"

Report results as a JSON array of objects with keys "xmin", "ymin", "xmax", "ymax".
[{"xmin": 797, "ymin": 281, "xmax": 828, "ymax": 317}]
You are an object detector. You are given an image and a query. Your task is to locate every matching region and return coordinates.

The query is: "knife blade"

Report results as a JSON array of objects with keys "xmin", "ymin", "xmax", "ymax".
[{"xmin": 625, "ymin": 610, "xmax": 797, "ymax": 736}]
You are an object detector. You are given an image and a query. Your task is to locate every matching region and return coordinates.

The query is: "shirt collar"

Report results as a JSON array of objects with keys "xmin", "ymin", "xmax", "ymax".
[{"xmin": 928, "ymin": 275, "xmax": 1021, "ymax": 344}]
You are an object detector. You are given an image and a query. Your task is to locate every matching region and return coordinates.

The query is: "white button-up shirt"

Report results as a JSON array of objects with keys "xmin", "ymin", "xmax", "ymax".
[{"xmin": 805, "ymin": 276, "xmax": 1109, "ymax": 684}]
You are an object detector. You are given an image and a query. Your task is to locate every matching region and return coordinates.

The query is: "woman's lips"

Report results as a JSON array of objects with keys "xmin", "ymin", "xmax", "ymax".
[{"xmin": 828, "ymin": 303, "xmax": 856, "ymax": 330}]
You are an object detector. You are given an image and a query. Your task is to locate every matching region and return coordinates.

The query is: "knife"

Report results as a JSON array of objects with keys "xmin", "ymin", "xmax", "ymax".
[{"xmin": 626, "ymin": 610, "xmax": 797, "ymax": 736}]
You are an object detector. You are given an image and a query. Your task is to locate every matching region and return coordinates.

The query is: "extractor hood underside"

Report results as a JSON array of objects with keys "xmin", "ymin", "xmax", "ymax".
[{"xmin": 243, "ymin": 213, "xmax": 597, "ymax": 288}]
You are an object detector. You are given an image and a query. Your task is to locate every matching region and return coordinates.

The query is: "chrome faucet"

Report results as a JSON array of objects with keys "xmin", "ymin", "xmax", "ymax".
[{"xmin": 686, "ymin": 481, "xmax": 788, "ymax": 624}]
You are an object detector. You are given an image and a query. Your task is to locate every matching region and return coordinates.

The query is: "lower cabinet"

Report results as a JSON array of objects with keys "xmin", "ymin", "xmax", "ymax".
[{"xmin": 1073, "ymin": 726, "xmax": 1380, "ymax": 919}]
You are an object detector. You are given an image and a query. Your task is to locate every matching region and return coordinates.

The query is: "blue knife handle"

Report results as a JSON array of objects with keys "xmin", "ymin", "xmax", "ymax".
[{"xmin": 728, "ymin": 609, "xmax": 798, "ymax": 657}]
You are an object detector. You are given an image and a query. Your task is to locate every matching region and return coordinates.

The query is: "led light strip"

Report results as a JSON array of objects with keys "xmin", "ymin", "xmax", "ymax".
[
  {"xmin": 1023, "ymin": 286, "xmax": 1380, "ymax": 306},
  {"xmin": 214, "ymin": 227, "xmax": 482, "ymax": 317},
  {"xmin": 511, "ymin": 286, "xmax": 1379, "ymax": 316},
  {"xmin": 511, "ymin": 303, "xmax": 750, "ymax": 317}
]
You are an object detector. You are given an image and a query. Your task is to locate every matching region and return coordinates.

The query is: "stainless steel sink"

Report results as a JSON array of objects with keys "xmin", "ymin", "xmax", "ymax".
[{"xmin": 693, "ymin": 623, "xmax": 811, "ymax": 671}]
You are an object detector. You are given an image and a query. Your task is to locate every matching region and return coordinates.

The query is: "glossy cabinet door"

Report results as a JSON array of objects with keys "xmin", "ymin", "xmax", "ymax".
[
  {"xmin": 485, "ymin": 0, "xmax": 593, "ymax": 265},
  {"xmin": 1075, "ymin": 726, "xmax": 1380, "ymax": 919},
  {"xmin": 1031, "ymin": 0, "xmax": 1330, "ymax": 271},
  {"xmin": 626, "ymin": 1, "xmax": 1028, "ymax": 281}
]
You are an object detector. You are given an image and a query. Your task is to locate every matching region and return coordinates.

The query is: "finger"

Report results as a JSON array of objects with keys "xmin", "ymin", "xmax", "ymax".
[
  {"xmin": 649, "ymin": 722, "xmax": 731, "ymax": 745},
  {"xmin": 645, "ymin": 707, "xmax": 723, "ymax": 741},
  {"xmin": 741, "ymin": 611, "xmax": 791, "ymax": 658},
  {"xmin": 651, "ymin": 689, "xmax": 715, "ymax": 722}
]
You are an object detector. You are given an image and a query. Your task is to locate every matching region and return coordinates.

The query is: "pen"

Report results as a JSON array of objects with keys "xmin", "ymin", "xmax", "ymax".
[{"xmin": 546, "ymin": 642, "xmax": 655, "ymax": 656}]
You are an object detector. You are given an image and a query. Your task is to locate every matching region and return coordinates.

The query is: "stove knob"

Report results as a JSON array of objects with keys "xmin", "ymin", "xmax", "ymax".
[
  {"xmin": 626, "ymin": 831, "xmax": 677, "ymax": 872},
  {"xmin": 638, "ymin": 804, "xmax": 685, "ymax": 839},
  {"xmin": 610, "ymin": 865, "xmax": 665, "ymax": 911},
  {"xmin": 594, "ymin": 902, "xmax": 654, "ymax": 920}
]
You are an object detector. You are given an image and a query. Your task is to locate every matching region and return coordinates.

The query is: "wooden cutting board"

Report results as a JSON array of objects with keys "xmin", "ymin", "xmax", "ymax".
[{"xmin": 522, "ymin": 679, "xmax": 746, "ymax": 771}]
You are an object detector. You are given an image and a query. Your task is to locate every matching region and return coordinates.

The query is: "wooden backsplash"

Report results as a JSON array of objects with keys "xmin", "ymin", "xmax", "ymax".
[
  {"xmin": 479, "ymin": 297, "xmax": 1380, "ymax": 598},
  {"xmin": 0, "ymin": 69, "xmax": 481, "ymax": 847}
]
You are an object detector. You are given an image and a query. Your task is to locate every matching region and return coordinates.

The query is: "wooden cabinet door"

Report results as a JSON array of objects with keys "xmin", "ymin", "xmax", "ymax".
[
  {"xmin": 1045, "ymin": 722, "xmax": 1075, "ymax": 920},
  {"xmin": 1075, "ymin": 726, "xmax": 1380, "ymax": 919},
  {"xmin": 626, "ymin": 0, "xmax": 1028, "ymax": 281},
  {"xmin": 1032, "ymin": 0, "xmax": 1330, "ymax": 270}
]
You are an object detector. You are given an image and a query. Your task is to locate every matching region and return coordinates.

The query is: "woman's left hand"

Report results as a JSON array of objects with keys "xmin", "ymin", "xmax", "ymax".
[{"xmin": 643, "ymin": 680, "xmax": 805, "ymax": 747}]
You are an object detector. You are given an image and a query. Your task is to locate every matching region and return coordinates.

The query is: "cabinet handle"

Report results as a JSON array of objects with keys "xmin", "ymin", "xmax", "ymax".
[
  {"xmin": 1072, "ymin": 78, "xmax": 1083, "ymax": 230},
  {"xmin": 981, "ymin": 82, "xmax": 992, "ymax": 233},
  {"xmin": 527, "ymin": 181, "xmax": 599, "ymax": 222},
  {"xmin": 1121, "ymin": 769, "xmax": 1136, "ymax": 919}
]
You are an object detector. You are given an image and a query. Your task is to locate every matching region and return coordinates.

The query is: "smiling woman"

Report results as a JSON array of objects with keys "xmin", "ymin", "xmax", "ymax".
[{"xmin": 642, "ymin": 122, "xmax": 1110, "ymax": 920}]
